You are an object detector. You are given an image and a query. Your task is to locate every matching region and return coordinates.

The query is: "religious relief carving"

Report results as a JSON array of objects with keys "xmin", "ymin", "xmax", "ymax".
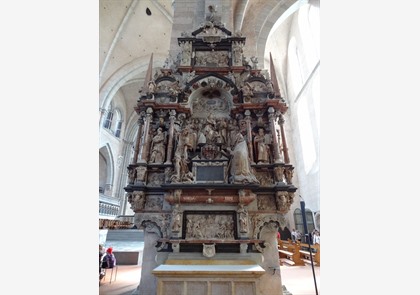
[
  {"xmin": 255, "ymin": 172, "xmax": 274, "ymax": 186},
  {"xmin": 250, "ymin": 80, "xmax": 268, "ymax": 93},
  {"xmin": 147, "ymin": 172, "xmax": 165, "ymax": 186},
  {"xmin": 149, "ymin": 127, "xmax": 167, "ymax": 164},
  {"xmin": 237, "ymin": 204, "xmax": 249, "ymax": 233},
  {"xmin": 238, "ymin": 189, "xmax": 256, "ymax": 205},
  {"xmin": 182, "ymin": 70, "xmax": 196, "ymax": 85},
  {"xmin": 266, "ymin": 80, "xmax": 274, "ymax": 95},
  {"xmin": 168, "ymin": 81, "xmax": 182, "ymax": 102},
  {"xmin": 145, "ymin": 195, "xmax": 163, "ymax": 210},
  {"xmin": 135, "ymin": 166, "xmax": 147, "ymax": 183},
  {"xmin": 284, "ymin": 166, "xmax": 294, "ymax": 184},
  {"xmin": 250, "ymin": 56, "xmax": 258, "ymax": 69},
  {"xmin": 274, "ymin": 166, "xmax": 285, "ymax": 183},
  {"xmin": 147, "ymin": 81, "xmax": 156, "ymax": 99},
  {"xmin": 227, "ymin": 118, "xmax": 240, "ymax": 147},
  {"xmin": 257, "ymin": 195, "xmax": 276, "ymax": 211},
  {"xmin": 275, "ymin": 191, "xmax": 294, "ymax": 214},
  {"xmin": 241, "ymin": 82, "xmax": 254, "ymax": 103},
  {"xmin": 128, "ymin": 191, "xmax": 146, "ymax": 211},
  {"xmin": 171, "ymin": 204, "xmax": 182, "ymax": 233},
  {"xmin": 197, "ymin": 112, "xmax": 221, "ymax": 145},
  {"xmin": 191, "ymin": 92, "xmax": 230, "ymax": 117},
  {"xmin": 195, "ymin": 50, "xmax": 229, "ymax": 67},
  {"xmin": 155, "ymin": 80, "xmax": 173, "ymax": 92},
  {"xmin": 127, "ymin": 166, "xmax": 136, "ymax": 184},
  {"xmin": 232, "ymin": 41, "xmax": 244, "ymax": 66},
  {"xmin": 180, "ymin": 41, "xmax": 192, "ymax": 66},
  {"xmin": 185, "ymin": 214, "xmax": 234, "ymax": 239},
  {"xmin": 205, "ymin": 5, "xmax": 221, "ymax": 24},
  {"xmin": 165, "ymin": 189, "xmax": 182, "ymax": 204}
]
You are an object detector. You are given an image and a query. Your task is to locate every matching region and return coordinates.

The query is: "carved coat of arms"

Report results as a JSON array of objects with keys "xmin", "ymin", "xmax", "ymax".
[{"xmin": 202, "ymin": 243, "xmax": 216, "ymax": 258}]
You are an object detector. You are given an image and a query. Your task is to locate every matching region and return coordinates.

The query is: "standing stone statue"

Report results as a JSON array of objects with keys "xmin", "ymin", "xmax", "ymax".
[
  {"xmin": 149, "ymin": 128, "xmax": 166, "ymax": 164},
  {"xmin": 237, "ymin": 204, "xmax": 249, "ymax": 233},
  {"xmin": 227, "ymin": 132, "xmax": 259, "ymax": 184},
  {"xmin": 171, "ymin": 204, "xmax": 182, "ymax": 233},
  {"xmin": 253, "ymin": 128, "xmax": 270, "ymax": 164},
  {"xmin": 171, "ymin": 127, "xmax": 194, "ymax": 183}
]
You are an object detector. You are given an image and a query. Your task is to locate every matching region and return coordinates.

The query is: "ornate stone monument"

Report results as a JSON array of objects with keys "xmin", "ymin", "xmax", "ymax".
[{"xmin": 126, "ymin": 6, "xmax": 297, "ymax": 295}]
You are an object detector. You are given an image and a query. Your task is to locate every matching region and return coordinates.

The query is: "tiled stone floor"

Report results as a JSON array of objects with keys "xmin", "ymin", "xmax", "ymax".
[{"xmin": 99, "ymin": 262, "xmax": 320, "ymax": 295}]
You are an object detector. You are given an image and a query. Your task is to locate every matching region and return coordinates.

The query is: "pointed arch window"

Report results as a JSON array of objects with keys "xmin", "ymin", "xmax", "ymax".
[
  {"xmin": 293, "ymin": 207, "xmax": 315, "ymax": 240},
  {"xmin": 111, "ymin": 109, "xmax": 122, "ymax": 138},
  {"xmin": 115, "ymin": 121, "xmax": 122, "ymax": 138},
  {"xmin": 103, "ymin": 109, "xmax": 114, "ymax": 129}
]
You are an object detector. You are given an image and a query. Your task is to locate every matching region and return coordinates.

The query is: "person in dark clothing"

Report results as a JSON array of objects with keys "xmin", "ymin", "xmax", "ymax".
[
  {"xmin": 99, "ymin": 244, "xmax": 105, "ymax": 281},
  {"xmin": 101, "ymin": 247, "xmax": 117, "ymax": 269}
]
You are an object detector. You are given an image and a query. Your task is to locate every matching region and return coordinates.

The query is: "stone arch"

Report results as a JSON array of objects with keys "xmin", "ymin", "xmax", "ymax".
[
  {"xmin": 186, "ymin": 74, "xmax": 235, "ymax": 120},
  {"xmin": 99, "ymin": 53, "xmax": 168, "ymax": 124},
  {"xmin": 185, "ymin": 72, "xmax": 238, "ymax": 94}
]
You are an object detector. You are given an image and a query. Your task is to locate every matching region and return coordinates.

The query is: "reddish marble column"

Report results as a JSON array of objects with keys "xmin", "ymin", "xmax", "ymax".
[{"xmin": 164, "ymin": 109, "xmax": 176, "ymax": 164}]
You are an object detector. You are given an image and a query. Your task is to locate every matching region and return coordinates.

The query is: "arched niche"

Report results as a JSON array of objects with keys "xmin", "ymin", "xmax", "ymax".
[{"xmin": 187, "ymin": 80, "xmax": 234, "ymax": 120}]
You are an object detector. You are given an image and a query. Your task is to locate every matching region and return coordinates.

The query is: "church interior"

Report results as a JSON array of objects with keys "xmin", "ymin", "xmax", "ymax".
[
  {"xmin": 99, "ymin": 0, "xmax": 320, "ymax": 241},
  {"xmin": 99, "ymin": 1, "xmax": 319, "ymax": 294},
  {"xmin": 4, "ymin": 1, "xmax": 420, "ymax": 294}
]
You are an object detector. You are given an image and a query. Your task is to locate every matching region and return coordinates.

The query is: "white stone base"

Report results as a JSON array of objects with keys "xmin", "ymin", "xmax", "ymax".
[{"xmin": 152, "ymin": 264, "xmax": 265, "ymax": 295}]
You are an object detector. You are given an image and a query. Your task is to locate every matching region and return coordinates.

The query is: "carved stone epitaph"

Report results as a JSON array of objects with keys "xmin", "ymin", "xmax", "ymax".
[{"xmin": 125, "ymin": 6, "xmax": 297, "ymax": 295}]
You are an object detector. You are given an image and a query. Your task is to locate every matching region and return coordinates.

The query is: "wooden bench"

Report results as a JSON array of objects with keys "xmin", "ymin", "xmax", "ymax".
[
  {"xmin": 278, "ymin": 239, "xmax": 294, "ymax": 251},
  {"xmin": 278, "ymin": 239, "xmax": 305, "ymax": 266},
  {"xmin": 298, "ymin": 242, "xmax": 320, "ymax": 266}
]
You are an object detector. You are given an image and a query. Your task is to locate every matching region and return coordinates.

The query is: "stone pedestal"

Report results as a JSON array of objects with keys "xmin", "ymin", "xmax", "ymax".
[{"xmin": 153, "ymin": 264, "xmax": 265, "ymax": 295}]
